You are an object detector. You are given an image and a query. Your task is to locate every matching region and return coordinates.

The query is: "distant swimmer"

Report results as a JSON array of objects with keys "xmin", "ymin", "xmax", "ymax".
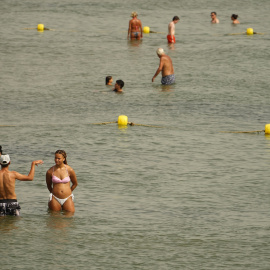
[
  {"xmin": 211, "ymin": 12, "xmax": 219, "ymax": 23},
  {"xmin": 106, "ymin": 76, "xmax": 113, "ymax": 86},
  {"xmin": 231, "ymin": 14, "xmax": 240, "ymax": 24},
  {"xmin": 152, "ymin": 48, "xmax": 175, "ymax": 85},
  {"xmin": 113, "ymin": 80, "xmax": 124, "ymax": 93},
  {"xmin": 0, "ymin": 154, "xmax": 43, "ymax": 216},
  {"xmin": 128, "ymin": 12, "xmax": 143, "ymax": 40},
  {"xmin": 167, "ymin": 16, "xmax": 180, "ymax": 43},
  {"xmin": 46, "ymin": 150, "xmax": 78, "ymax": 213}
]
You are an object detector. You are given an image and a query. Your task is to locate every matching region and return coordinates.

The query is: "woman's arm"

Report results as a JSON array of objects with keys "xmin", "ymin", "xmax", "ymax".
[
  {"xmin": 46, "ymin": 169, "xmax": 53, "ymax": 193},
  {"xmin": 69, "ymin": 167, "xmax": 78, "ymax": 191}
]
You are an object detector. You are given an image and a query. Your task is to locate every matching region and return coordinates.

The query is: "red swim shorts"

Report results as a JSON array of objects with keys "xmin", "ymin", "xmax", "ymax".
[{"xmin": 167, "ymin": 35, "xmax": 176, "ymax": 43}]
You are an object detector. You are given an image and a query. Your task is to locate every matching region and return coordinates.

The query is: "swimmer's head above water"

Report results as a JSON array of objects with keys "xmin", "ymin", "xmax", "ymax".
[
  {"xmin": 106, "ymin": 76, "xmax": 113, "ymax": 85},
  {"xmin": 131, "ymin": 12, "xmax": 138, "ymax": 18},
  {"xmin": 156, "ymin": 48, "xmax": 165, "ymax": 56},
  {"xmin": 231, "ymin": 14, "xmax": 238, "ymax": 20},
  {"xmin": 0, "ymin": 154, "xmax": 10, "ymax": 167},
  {"xmin": 55, "ymin": 149, "xmax": 67, "ymax": 165},
  {"xmin": 172, "ymin": 16, "xmax": 180, "ymax": 22}
]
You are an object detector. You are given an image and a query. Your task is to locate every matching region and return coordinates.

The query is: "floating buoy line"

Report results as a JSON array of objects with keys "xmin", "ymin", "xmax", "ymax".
[
  {"xmin": 143, "ymin": 26, "xmax": 165, "ymax": 34},
  {"xmin": 91, "ymin": 115, "xmax": 163, "ymax": 128},
  {"xmin": 220, "ymin": 124, "xmax": 270, "ymax": 134},
  {"xmin": 227, "ymin": 28, "xmax": 265, "ymax": 36}
]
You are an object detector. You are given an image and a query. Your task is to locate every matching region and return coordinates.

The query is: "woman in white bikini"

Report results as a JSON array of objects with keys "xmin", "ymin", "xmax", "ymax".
[{"xmin": 46, "ymin": 150, "xmax": 78, "ymax": 212}]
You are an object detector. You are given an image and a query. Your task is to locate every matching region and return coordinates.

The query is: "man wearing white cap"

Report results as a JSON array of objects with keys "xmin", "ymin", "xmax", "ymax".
[
  {"xmin": 152, "ymin": 48, "xmax": 175, "ymax": 85},
  {"xmin": 0, "ymin": 154, "xmax": 43, "ymax": 216}
]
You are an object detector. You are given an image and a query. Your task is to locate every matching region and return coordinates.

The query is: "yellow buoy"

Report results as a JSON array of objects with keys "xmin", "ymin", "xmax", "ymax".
[
  {"xmin": 143, "ymin": 26, "xmax": 150, "ymax": 34},
  {"xmin": 118, "ymin": 115, "xmax": 128, "ymax": 126},
  {"xmin": 37, "ymin": 24, "xmax": 44, "ymax": 31},
  {"xmin": 265, "ymin": 124, "xmax": 270, "ymax": 134},
  {"xmin": 246, "ymin": 28, "xmax": 253, "ymax": 35}
]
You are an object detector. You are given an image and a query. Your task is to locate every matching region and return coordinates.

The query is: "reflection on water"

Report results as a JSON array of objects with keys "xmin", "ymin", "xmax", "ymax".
[
  {"xmin": 117, "ymin": 125, "xmax": 128, "ymax": 131},
  {"xmin": 161, "ymin": 84, "xmax": 174, "ymax": 92},
  {"xmin": 0, "ymin": 216, "xmax": 21, "ymax": 233},
  {"xmin": 46, "ymin": 210, "xmax": 74, "ymax": 231},
  {"xmin": 167, "ymin": 43, "xmax": 175, "ymax": 50},
  {"xmin": 127, "ymin": 39, "xmax": 143, "ymax": 47},
  {"xmin": 264, "ymin": 134, "xmax": 270, "ymax": 141}
]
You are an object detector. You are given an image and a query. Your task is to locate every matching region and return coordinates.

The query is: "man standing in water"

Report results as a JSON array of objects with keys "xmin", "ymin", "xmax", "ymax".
[
  {"xmin": 113, "ymin": 80, "xmax": 125, "ymax": 93},
  {"xmin": 152, "ymin": 48, "xmax": 175, "ymax": 85},
  {"xmin": 0, "ymin": 154, "xmax": 43, "ymax": 216},
  {"xmin": 167, "ymin": 16, "xmax": 180, "ymax": 43},
  {"xmin": 128, "ymin": 12, "xmax": 143, "ymax": 40},
  {"xmin": 211, "ymin": 12, "xmax": 219, "ymax": 23}
]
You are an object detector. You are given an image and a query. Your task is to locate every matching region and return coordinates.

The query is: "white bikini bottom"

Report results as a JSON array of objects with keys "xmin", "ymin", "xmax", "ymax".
[{"xmin": 49, "ymin": 193, "xmax": 74, "ymax": 206}]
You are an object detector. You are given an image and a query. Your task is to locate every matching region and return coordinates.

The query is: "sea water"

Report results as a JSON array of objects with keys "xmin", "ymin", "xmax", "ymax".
[{"xmin": 1, "ymin": 0, "xmax": 270, "ymax": 269}]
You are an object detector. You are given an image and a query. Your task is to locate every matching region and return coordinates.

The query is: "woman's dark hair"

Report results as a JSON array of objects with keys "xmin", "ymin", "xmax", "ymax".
[
  {"xmin": 106, "ymin": 76, "xmax": 112, "ymax": 85},
  {"xmin": 231, "ymin": 14, "xmax": 238, "ymax": 19},
  {"xmin": 0, "ymin": 146, "xmax": 2, "ymax": 155},
  {"xmin": 55, "ymin": 150, "xmax": 67, "ymax": 164}
]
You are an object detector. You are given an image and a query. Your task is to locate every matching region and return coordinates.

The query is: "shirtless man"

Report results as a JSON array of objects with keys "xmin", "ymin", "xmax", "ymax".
[
  {"xmin": 167, "ymin": 16, "xmax": 180, "ymax": 43},
  {"xmin": 128, "ymin": 12, "xmax": 143, "ymax": 40},
  {"xmin": 211, "ymin": 12, "xmax": 219, "ymax": 23},
  {"xmin": 152, "ymin": 48, "xmax": 175, "ymax": 85},
  {"xmin": 0, "ymin": 154, "xmax": 43, "ymax": 216},
  {"xmin": 113, "ymin": 80, "xmax": 124, "ymax": 93}
]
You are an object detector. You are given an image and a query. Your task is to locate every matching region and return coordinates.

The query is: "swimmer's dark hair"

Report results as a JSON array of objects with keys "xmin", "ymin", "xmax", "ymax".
[
  {"xmin": 1, "ymin": 163, "xmax": 9, "ymax": 168},
  {"xmin": 0, "ymin": 146, "xmax": 2, "ymax": 155},
  {"xmin": 172, "ymin": 16, "xmax": 180, "ymax": 21},
  {"xmin": 106, "ymin": 76, "xmax": 112, "ymax": 85},
  {"xmin": 231, "ymin": 14, "xmax": 238, "ymax": 19},
  {"xmin": 211, "ymin": 11, "xmax": 217, "ymax": 15},
  {"xmin": 55, "ymin": 149, "xmax": 67, "ymax": 164},
  {"xmin": 116, "ymin": 80, "xmax": 124, "ymax": 89}
]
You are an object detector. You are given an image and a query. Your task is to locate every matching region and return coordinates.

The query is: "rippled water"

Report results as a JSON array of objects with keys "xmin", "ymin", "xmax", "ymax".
[{"xmin": 1, "ymin": 0, "xmax": 270, "ymax": 269}]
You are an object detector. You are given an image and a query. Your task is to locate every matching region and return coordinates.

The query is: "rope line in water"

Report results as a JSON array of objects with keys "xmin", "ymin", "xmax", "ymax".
[
  {"xmin": 91, "ymin": 121, "xmax": 162, "ymax": 128},
  {"xmin": 91, "ymin": 121, "xmax": 118, "ymax": 125},
  {"xmin": 219, "ymin": 130, "xmax": 264, "ymax": 134},
  {"xmin": 227, "ymin": 32, "xmax": 265, "ymax": 35}
]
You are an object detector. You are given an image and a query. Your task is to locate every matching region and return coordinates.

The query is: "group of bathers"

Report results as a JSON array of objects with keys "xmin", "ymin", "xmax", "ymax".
[{"xmin": 0, "ymin": 165, "xmax": 74, "ymax": 216}]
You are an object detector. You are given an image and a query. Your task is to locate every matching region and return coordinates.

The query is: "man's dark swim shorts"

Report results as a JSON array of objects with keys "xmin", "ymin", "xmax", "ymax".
[
  {"xmin": 0, "ymin": 199, "xmax": 21, "ymax": 216},
  {"xmin": 161, "ymin": 74, "xmax": 175, "ymax": 85}
]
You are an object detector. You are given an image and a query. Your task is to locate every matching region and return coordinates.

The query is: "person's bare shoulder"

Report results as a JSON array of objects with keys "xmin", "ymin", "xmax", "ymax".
[
  {"xmin": 8, "ymin": 171, "xmax": 20, "ymax": 180},
  {"xmin": 66, "ymin": 165, "xmax": 75, "ymax": 174},
  {"xmin": 46, "ymin": 166, "xmax": 54, "ymax": 175}
]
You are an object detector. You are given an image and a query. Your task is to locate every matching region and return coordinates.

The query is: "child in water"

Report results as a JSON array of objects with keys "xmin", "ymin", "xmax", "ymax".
[
  {"xmin": 106, "ymin": 76, "xmax": 113, "ymax": 85},
  {"xmin": 231, "ymin": 14, "xmax": 240, "ymax": 24}
]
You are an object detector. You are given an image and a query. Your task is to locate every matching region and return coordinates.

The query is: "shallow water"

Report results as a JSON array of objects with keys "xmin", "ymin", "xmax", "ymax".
[{"xmin": 1, "ymin": 0, "xmax": 270, "ymax": 269}]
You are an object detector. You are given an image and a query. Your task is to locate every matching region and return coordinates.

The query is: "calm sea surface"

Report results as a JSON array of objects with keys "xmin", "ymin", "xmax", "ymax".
[{"xmin": 1, "ymin": 0, "xmax": 270, "ymax": 269}]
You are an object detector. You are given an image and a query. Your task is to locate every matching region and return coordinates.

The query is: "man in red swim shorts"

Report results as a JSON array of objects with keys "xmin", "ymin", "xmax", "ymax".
[{"xmin": 167, "ymin": 16, "xmax": 180, "ymax": 43}]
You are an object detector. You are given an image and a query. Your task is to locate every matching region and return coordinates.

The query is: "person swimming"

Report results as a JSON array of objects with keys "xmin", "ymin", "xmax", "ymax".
[
  {"xmin": 231, "ymin": 14, "xmax": 240, "ymax": 24},
  {"xmin": 106, "ymin": 76, "xmax": 113, "ymax": 85},
  {"xmin": 113, "ymin": 80, "xmax": 124, "ymax": 93},
  {"xmin": 211, "ymin": 12, "xmax": 219, "ymax": 23}
]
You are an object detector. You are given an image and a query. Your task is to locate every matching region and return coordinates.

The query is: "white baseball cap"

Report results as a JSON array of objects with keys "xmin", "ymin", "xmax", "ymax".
[{"xmin": 0, "ymin": 154, "xmax": 10, "ymax": 165}]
